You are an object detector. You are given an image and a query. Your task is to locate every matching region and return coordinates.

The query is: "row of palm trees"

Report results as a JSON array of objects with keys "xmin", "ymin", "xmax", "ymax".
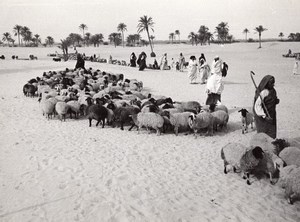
[
  {"xmin": 169, "ymin": 30, "xmax": 180, "ymax": 44},
  {"xmin": 2, "ymin": 25, "xmax": 55, "ymax": 47}
]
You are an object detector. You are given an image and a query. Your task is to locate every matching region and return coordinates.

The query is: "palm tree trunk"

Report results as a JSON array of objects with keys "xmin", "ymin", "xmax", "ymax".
[
  {"xmin": 146, "ymin": 29, "xmax": 154, "ymax": 54},
  {"xmin": 122, "ymin": 31, "xmax": 124, "ymax": 47},
  {"xmin": 259, "ymin": 33, "xmax": 261, "ymax": 48},
  {"xmin": 18, "ymin": 34, "xmax": 20, "ymax": 46}
]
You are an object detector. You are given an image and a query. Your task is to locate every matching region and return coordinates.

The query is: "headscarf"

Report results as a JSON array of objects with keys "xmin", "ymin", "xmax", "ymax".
[{"xmin": 254, "ymin": 75, "xmax": 274, "ymax": 101}]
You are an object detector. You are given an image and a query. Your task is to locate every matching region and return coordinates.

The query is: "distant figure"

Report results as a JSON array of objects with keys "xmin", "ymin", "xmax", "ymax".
[
  {"xmin": 153, "ymin": 59, "xmax": 159, "ymax": 69},
  {"xmin": 160, "ymin": 53, "xmax": 169, "ymax": 70},
  {"xmin": 130, "ymin": 52, "xmax": 137, "ymax": 67},
  {"xmin": 171, "ymin": 58, "xmax": 175, "ymax": 70},
  {"xmin": 137, "ymin": 52, "xmax": 147, "ymax": 71},
  {"xmin": 108, "ymin": 55, "xmax": 113, "ymax": 64},
  {"xmin": 188, "ymin": 56, "xmax": 198, "ymax": 84},
  {"xmin": 293, "ymin": 61, "xmax": 299, "ymax": 75},
  {"xmin": 199, "ymin": 53, "xmax": 206, "ymax": 62},
  {"xmin": 179, "ymin": 53, "xmax": 185, "ymax": 72},
  {"xmin": 75, "ymin": 53, "xmax": 85, "ymax": 70},
  {"xmin": 211, "ymin": 55, "xmax": 223, "ymax": 76},
  {"xmin": 198, "ymin": 57, "xmax": 210, "ymax": 84},
  {"xmin": 253, "ymin": 75, "xmax": 280, "ymax": 139}
]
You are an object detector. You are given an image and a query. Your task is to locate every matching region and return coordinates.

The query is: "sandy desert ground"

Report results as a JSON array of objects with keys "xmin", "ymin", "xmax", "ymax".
[{"xmin": 0, "ymin": 42, "xmax": 300, "ymax": 222}]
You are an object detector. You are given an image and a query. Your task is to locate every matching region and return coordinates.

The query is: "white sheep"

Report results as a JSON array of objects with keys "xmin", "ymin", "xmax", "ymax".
[
  {"xmin": 188, "ymin": 111, "xmax": 214, "ymax": 137},
  {"xmin": 67, "ymin": 100, "xmax": 81, "ymax": 119},
  {"xmin": 278, "ymin": 165, "xmax": 300, "ymax": 204},
  {"xmin": 173, "ymin": 101, "xmax": 201, "ymax": 113},
  {"xmin": 40, "ymin": 99, "xmax": 56, "ymax": 119},
  {"xmin": 168, "ymin": 111, "xmax": 193, "ymax": 136},
  {"xmin": 279, "ymin": 146, "xmax": 300, "ymax": 167},
  {"xmin": 136, "ymin": 112, "xmax": 164, "ymax": 135},
  {"xmin": 55, "ymin": 101, "xmax": 70, "ymax": 121},
  {"xmin": 221, "ymin": 142, "xmax": 248, "ymax": 174},
  {"xmin": 238, "ymin": 108, "xmax": 254, "ymax": 134},
  {"xmin": 211, "ymin": 110, "xmax": 229, "ymax": 131}
]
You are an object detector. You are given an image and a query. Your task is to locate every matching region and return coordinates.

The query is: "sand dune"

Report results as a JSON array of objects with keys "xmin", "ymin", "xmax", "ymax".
[{"xmin": 0, "ymin": 42, "xmax": 300, "ymax": 221}]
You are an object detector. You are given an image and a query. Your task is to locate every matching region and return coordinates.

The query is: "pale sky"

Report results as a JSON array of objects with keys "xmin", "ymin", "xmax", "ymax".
[{"xmin": 1, "ymin": 0, "xmax": 299, "ymax": 43}]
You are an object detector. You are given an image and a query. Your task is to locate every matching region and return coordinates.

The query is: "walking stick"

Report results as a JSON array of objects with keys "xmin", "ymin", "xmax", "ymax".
[{"xmin": 250, "ymin": 71, "xmax": 271, "ymax": 119}]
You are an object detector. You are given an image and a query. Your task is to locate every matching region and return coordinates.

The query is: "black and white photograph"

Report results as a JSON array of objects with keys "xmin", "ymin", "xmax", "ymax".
[{"xmin": 1, "ymin": 0, "xmax": 300, "ymax": 221}]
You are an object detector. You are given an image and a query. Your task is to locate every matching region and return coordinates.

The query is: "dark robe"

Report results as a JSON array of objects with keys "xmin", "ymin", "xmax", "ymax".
[
  {"xmin": 75, "ymin": 56, "xmax": 85, "ymax": 70},
  {"xmin": 253, "ymin": 75, "xmax": 279, "ymax": 139},
  {"xmin": 130, "ymin": 54, "xmax": 137, "ymax": 67}
]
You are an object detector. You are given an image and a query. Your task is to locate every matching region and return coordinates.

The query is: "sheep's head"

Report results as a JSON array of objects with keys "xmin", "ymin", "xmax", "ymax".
[
  {"xmin": 271, "ymin": 139, "xmax": 290, "ymax": 155},
  {"xmin": 188, "ymin": 113, "xmax": 197, "ymax": 128},
  {"xmin": 252, "ymin": 146, "xmax": 264, "ymax": 160},
  {"xmin": 160, "ymin": 110, "xmax": 170, "ymax": 119},
  {"xmin": 238, "ymin": 108, "xmax": 248, "ymax": 117}
]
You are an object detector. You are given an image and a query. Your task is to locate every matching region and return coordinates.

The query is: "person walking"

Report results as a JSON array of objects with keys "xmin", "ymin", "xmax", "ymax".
[
  {"xmin": 205, "ymin": 56, "xmax": 224, "ymax": 104},
  {"xmin": 188, "ymin": 56, "xmax": 198, "ymax": 84},
  {"xmin": 160, "ymin": 53, "xmax": 169, "ymax": 70},
  {"xmin": 198, "ymin": 55, "xmax": 210, "ymax": 84},
  {"xmin": 137, "ymin": 52, "xmax": 147, "ymax": 71},
  {"xmin": 253, "ymin": 75, "xmax": 280, "ymax": 139}
]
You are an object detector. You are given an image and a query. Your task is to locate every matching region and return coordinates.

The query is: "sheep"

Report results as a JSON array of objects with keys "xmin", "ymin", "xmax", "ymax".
[
  {"xmin": 55, "ymin": 101, "xmax": 70, "ymax": 121},
  {"xmin": 86, "ymin": 104, "xmax": 108, "ymax": 128},
  {"xmin": 164, "ymin": 111, "xmax": 193, "ymax": 136},
  {"xmin": 279, "ymin": 147, "xmax": 300, "ymax": 167},
  {"xmin": 188, "ymin": 111, "xmax": 214, "ymax": 137},
  {"xmin": 239, "ymin": 146, "xmax": 265, "ymax": 185},
  {"xmin": 40, "ymin": 99, "xmax": 56, "ymax": 119},
  {"xmin": 112, "ymin": 106, "xmax": 140, "ymax": 130},
  {"xmin": 211, "ymin": 110, "xmax": 229, "ymax": 131},
  {"xmin": 136, "ymin": 112, "xmax": 164, "ymax": 135},
  {"xmin": 253, "ymin": 151, "xmax": 283, "ymax": 185},
  {"xmin": 67, "ymin": 100, "xmax": 81, "ymax": 119},
  {"xmin": 173, "ymin": 101, "xmax": 201, "ymax": 113},
  {"xmin": 250, "ymin": 133, "xmax": 290, "ymax": 155},
  {"xmin": 238, "ymin": 108, "xmax": 254, "ymax": 134},
  {"xmin": 278, "ymin": 165, "xmax": 300, "ymax": 204},
  {"xmin": 23, "ymin": 83, "xmax": 37, "ymax": 97},
  {"xmin": 221, "ymin": 142, "xmax": 248, "ymax": 174}
]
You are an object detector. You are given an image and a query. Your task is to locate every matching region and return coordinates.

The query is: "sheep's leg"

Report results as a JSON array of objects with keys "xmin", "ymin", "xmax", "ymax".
[
  {"xmin": 269, "ymin": 172, "xmax": 276, "ymax": 185},
  {"xmin": 155, "ymin": 127, "xmax": 160, "ymax": 136},
  {"xmin": 174, "ymin": 126, "xmax": 179, "ymax": 136},
  {"xmin": 96, "ymin": 121, "xmax": 100, "ymax": 127},
  {"xmin": 89, "ymin": 118, "xmax": 92, "ymax": 127},
  {"xmin": 128, "ymin": 123, "xmax": 136, "ymax": 131},
  {"xmin": 223, "ymin": 163, "xmax": 228, "ymax": 174},
  {"xmin": 246, "ymin": 173, "xmax": 251, "ymax": 185},
  {"xmin": 120, "ymin": 121, "xmax": 124, "ymax": 130},
  {"xmin": 194, "ymin": 129, "xmax": 198, "ymax": 139},
  {"xmin": 102, "ymin": 118, "xmax": 105, "ymax": 128}
]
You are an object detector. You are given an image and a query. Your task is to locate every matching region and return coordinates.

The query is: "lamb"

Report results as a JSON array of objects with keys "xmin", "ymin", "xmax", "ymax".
[
  {"xmin": 211, "ymin": 110, "xmax": 229, "ymax": 131},
  {"xmin": 136, "ymin": 112, "xmax": 164, "ymax": 135},
  {"xmin": 279, "ymin": 146, "xmax": 300, "ymax": 167},
  {"xmin": 220, "ymin": 142, "xmax": 248, "ymax": 174},
  {"xmin": 238, "ymin": 108, "xmax": 254, "ymax": 134},
  {"xmin": 188, "ymin": 111, "xmax": 214, "ymax": 137},
  {"xmin": 278, "ymin": 165, "xmax": 300, "ymax": 204},
  {"xmin": 55, "ymin": 101, "xmax": 70, "ymax": 121},
  {"xmin": 23, "ymin": 83, "xmax": 37, "ymax": 97}
]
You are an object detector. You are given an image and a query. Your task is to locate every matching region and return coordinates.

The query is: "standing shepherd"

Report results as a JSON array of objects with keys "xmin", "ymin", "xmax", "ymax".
[
  {"xmin": 188, "ymin": 56, "xmax": 198, "ymax": 84},
  {"xmin": 253, "ymin": 75, "xmax": 280, "ymax": 139}
]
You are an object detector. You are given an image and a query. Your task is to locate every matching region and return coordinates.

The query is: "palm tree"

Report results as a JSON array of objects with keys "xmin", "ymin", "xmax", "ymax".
[
  {"xmin": 90, "ymin": 33, "xmax": 103, "ymax": 47},
  {"xmin": 278, "ymin": 32, "xmax": 284, "ymax": 41},
  {"xmin": 34, "ymin": 34, "xmax": 41, "ymax": 46},
  {"xmin": 85, "ymin": 32, "xmax": 91, "ymax": 46},
  {"xmin": 117, "ymin": 23, "xmax": 127, "ymax": 47},
  {"xmin": 13, "ymin": 24, "xmax": 22, "ymax": 46},
  {"xmin": 254, "ymin": 25, "xmax": 267, "ymax": 48},
  {"xmin": 188, "ymin": 32, "xmax": 196, "ymax": 46},
  {"xmin": 21, "ymin": 26, "xmax": 30, "ymax": 46},
  {"xmin": 216, "ymin": 22, "xmax": 229, "ymax": 44},
  {"xmin": 169, "ymin": 33, "xmax": 175, "ymax": 44},
  {"xmin": 288, "ymin": 33, "xmax": 296, "ymax": 41},
  {"xmin": 45, "ymin": 36, "xmax": 54, "ymax": 46},
  {"xmin": 175, "ymin": 30, "xmax": 180, "ymax": 43},
  {"xmin": 2, "ymin": 32, "xmax": 12, "ymax": 46},
  {"xmin": 243, "ymin": 28, "xmax": 249, "ymax": 42},
  {"xmin": 150, "ymin": 35, "xmax": 155, "ymax": 48},
  {"xmin": 108, "ymin": 33, "xmax": 121, "ymax": 47},
  {"xmin": 198, "ymin": 25, "xmax": 209, "ymax": 45},
  {"xmin": 79, "ymin": 24, "xmax": 88, "ymax": 45},
  {"xmin": 59, "ymin": 38, "xmax": 72, "ymax": 61},
  {"xmin": 137, "ymin": 15, "xmax": 155, "ymax": 57}
]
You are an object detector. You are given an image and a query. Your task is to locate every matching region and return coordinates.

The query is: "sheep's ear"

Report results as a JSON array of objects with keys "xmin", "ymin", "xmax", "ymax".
[
  {"xmin": 252, "ymin": 146, "xmax": 264, "ymax": 159},
  {"xmin": 238, "ymin": 109, "xmax": 242, "ymax": 112},
  {"xmin": 245, "ymin": 109, "xmax": 249, "ymax": 113}
]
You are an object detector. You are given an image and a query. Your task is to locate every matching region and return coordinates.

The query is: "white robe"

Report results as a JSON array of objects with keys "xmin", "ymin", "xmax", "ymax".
[{"xmin": 206, "ymin": 73, "xmax": 224, "ymax": 94}]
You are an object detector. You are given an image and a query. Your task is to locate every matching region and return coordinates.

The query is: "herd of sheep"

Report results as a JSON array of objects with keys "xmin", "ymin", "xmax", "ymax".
[
  {"xmin": 221, "ymin": 133, "xmax": 300, "ymax": 204},
  {"xmin": 22, "ymin": 67, "xmax": 300, "ymax": 204}
]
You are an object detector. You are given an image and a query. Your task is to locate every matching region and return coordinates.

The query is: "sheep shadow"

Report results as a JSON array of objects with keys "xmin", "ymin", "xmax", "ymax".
[{"xmin": 223, "ymin": 81, "xmax": 248, "ymax": 85}]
